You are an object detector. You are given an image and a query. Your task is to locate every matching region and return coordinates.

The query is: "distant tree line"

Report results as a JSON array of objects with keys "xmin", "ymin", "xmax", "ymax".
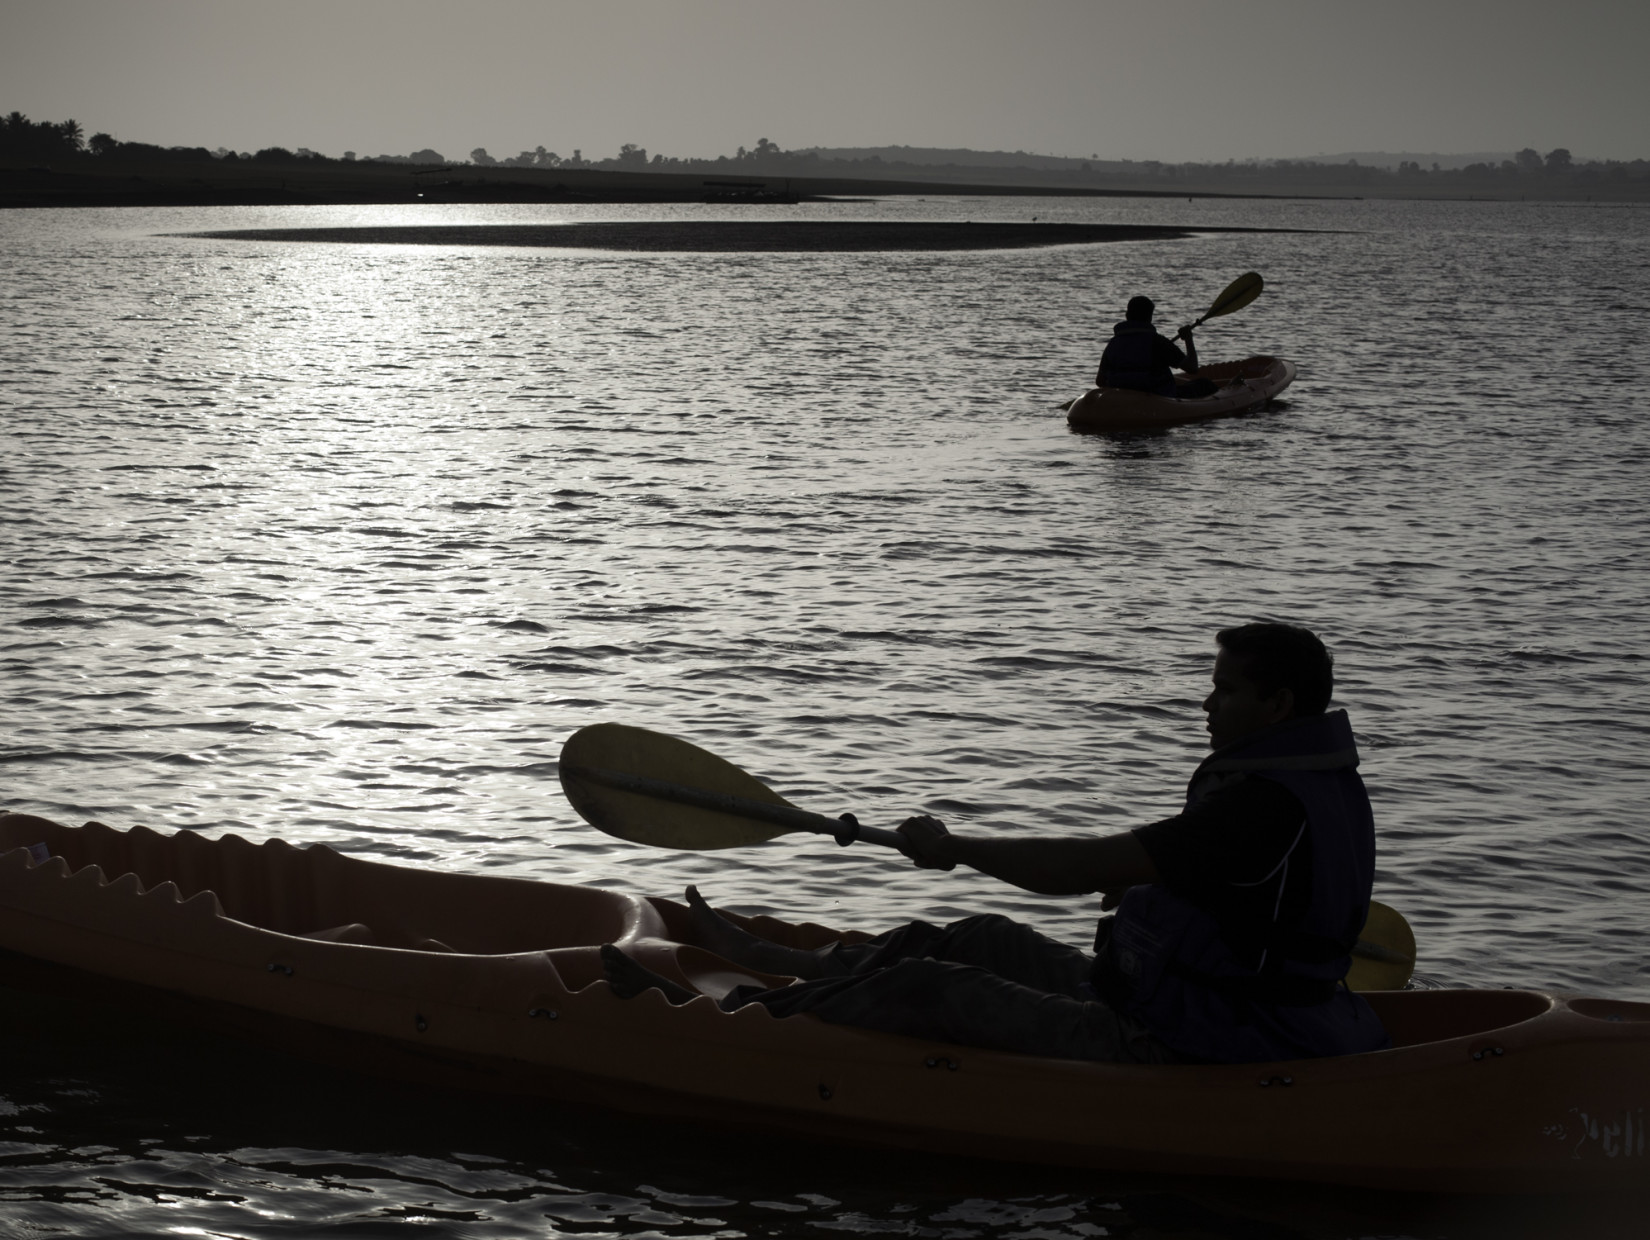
[
  {"xmin": 6, "ymin": 111, "xmax": 1646, "ymax": 187},
  {"xmin": 1, "ymin": 111, "xmax": 342, "ymax": 165},
  {"xmin": 459, "ymin": 137, "xmax": 1650, "ymax": 185},
  {"xmin": 1209, "ymin": 146, "xmax": 1647, "ymax": 185},
  {"xmin": 2, "ymin": 111, "xmax": 88, "ymax": 159}
]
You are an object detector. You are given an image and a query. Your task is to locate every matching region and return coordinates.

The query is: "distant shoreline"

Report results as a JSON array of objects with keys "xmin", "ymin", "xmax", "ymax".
[
  {"xmin": 0, "ymin": 158, "xmax": 1266, "ymax": 209},
  {"xmin": 173, "ymin": 221, "xmax": 1313, "ymax": 252},
  {"xmin": 8, "ymin": 155, "xmax": 1644, "ymax": 209}
]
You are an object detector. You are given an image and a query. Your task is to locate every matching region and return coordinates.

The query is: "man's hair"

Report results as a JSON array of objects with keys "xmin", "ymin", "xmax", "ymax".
[
  {"xmin": 1125, "ymin": 295, "xmax": 1154, "ymax": 322},
  {"xmin": 1216, "ymin": 623, "xmax": 1334, "ymax": 716}
]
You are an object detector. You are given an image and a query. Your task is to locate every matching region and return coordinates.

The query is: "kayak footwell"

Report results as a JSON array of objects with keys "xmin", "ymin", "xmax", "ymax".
[{"xmin": 2, "ymin": 814, "xmax": 1647, "ymax": 1193}]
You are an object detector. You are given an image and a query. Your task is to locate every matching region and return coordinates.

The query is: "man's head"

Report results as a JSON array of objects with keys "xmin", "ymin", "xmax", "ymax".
[
  {"xmin": 1125, "ymin": 295, "xmax": 1155, "ymax": 323},
  {"xmin": 1203, "ymin": 623, "xmax": 1334, "ymax": 749}
]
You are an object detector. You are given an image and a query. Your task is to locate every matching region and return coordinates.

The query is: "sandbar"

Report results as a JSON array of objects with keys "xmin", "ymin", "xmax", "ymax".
[{"xmin": 174, "ymin": 221, "xmax": 1302, "ymax": 252}]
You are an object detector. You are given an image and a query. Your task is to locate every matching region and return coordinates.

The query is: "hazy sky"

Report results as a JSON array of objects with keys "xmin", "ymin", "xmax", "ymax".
[{"xmin": 3, "ymin": 0, "xmax": 1645, "ymax": 164}]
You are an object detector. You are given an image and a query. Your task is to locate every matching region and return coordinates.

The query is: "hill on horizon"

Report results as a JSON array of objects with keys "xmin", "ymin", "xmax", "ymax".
[
  {"xmin": 1290, "ymin": 150, "xmax": 1519, "ymax": 170},
  {"xmin": 797, "ymin": 145, "xmax": 1129, "ymax": 171},
  {"xmin": 797, "ymin": 144, "xmax": 1611, "ymax": 171}
]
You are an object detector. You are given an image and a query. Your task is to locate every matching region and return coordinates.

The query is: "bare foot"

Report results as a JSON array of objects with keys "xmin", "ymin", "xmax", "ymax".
[
  {"xmin": 600, "ymin": 943, "xmax": 696, "ymax": 1005},
  {"xmin": 685, "ymin": 885, "xmax": 766, "ymax": 956},
  {"xmin": 685, "ymin": 885, "xmax": 826, "ymax": 980}
]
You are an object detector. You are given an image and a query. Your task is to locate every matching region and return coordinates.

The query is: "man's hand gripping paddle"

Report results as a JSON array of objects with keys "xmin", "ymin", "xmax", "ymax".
[{"xmin": 557, "ymin": 722, "xmax": 1415, "ymax": 990}]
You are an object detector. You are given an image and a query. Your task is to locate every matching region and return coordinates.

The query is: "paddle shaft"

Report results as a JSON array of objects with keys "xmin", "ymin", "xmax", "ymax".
[
  {"xmin": 562, "ymin": 763, "xmax": 909, "ymax": 851},
  {"xmin": 1184, "ymin": 306, "xmax": 1234, "ymax": 333}
]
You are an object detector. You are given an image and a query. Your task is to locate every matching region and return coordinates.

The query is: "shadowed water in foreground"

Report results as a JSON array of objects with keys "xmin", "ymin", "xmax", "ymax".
[{"xmin": 2, "ymin": 984, "xmax": 1644, "ymax": 1240}]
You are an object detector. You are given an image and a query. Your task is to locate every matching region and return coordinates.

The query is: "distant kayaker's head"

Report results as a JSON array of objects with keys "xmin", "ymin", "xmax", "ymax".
[
  {"xmin": 1204, "ymin": 623, "xmax": 1333, "ymax": 749},
  {"xmin": 1125, "ymin": 295, "xmax": 1155, "ymax": 323}
]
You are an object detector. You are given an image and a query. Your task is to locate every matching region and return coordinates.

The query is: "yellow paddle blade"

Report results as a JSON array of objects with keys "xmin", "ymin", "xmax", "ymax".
[
  {"xmin": 559, "ymin": 723, "xmax": 798, "ymax": 850},
  {"xmin": 1203, "ymin": 271, "xmax": 1264, "ymax": 320},
  {"xmin": 1346, "ymin": 899, "xmax": 1417, "ymax": 992}
]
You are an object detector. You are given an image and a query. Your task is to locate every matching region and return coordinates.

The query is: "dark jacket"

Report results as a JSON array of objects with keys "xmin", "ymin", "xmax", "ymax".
[
  {"xmin": 1098, "ymin": 320, "xmax": 1185, "ymax": 396},
  {"xmin": 1094, "ymin": 711, "xmax": 1392, "ymax": 1063}
]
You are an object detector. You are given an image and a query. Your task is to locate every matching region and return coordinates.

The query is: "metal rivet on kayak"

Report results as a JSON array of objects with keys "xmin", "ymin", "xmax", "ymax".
[
  {"xmin": 415, "ymin": 1013, "xmax": 428, "ymax": 1033},
  {"xmin": 528, "ymin": 1007, "xmax": 559, "ymax": 1020},
  {"xmin": 818, "ymin": 1084, "xmax": 833, "ymax": 1101},
  {"xmin": 924, "ymin": 1056, "xmax": 959, "ymax": 1071},
  {"xmin": 267, "ymin": 962, "xmax": 293, "ymax": 976},
  {"xmin": 1259, "ymin": 1075, "xmax": 1293, "ymax": 1087}
]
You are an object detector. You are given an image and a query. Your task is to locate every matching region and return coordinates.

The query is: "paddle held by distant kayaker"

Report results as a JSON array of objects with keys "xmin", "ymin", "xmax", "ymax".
[
  {"xmin": 602, "ymin": 622, "xmax": 1390, "ymax": 1066},
  {"xmin": 1097, "ymin": 295, "xmax": 1217, "ymax": 398}
]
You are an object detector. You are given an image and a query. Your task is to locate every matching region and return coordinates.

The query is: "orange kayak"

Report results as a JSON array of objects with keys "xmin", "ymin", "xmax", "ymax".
[
  {"xmin": 2, "ymin": 813, "xmax": 1646, "ymax": 1194},
  {"xmin": 1067, "ymin": 355, "xmax": 1296, "ymax": 432}
]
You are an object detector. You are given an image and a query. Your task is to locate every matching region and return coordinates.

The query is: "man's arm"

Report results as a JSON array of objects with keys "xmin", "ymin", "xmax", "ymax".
[
  {"xmin": 1174, "ymin": 326, "xmax": 1200, "ymax": 372},
  {"xmin": 897, "ymin": 815, "xmax": 1160, "ymax": 901}
]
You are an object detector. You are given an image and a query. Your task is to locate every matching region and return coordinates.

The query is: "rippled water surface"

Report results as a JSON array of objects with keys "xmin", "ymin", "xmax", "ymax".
[{"xmin": 3, "ymin": 195, "xmax": 1649, "ymax": 1236}]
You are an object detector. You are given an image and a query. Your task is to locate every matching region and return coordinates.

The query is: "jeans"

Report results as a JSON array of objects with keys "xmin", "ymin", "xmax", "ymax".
[{"xmin": 720, "ymin": 913, "xmax": 1180, "ymax": 1063}]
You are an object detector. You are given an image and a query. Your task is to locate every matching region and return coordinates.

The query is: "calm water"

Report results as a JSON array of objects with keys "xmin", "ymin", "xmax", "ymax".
[{"xmin": 2, "ymin": 194, "xmax": 1648, "ymax": 1236}]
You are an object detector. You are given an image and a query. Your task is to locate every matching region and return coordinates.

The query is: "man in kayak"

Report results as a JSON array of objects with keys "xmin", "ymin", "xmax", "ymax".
[
  {"xmin": 602, "ymin": 622, "xmax": 1391, "ymax": 1065},
  {"xmin": 1097, "ymin": 295, "xmax": 1217, "ymax": 398}
]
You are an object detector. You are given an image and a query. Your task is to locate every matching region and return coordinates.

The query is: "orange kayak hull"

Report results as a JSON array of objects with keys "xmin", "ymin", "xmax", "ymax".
[
  {"xmin": 2, "ymin": 814, "xmax": 1646, "ymax": 1194},
  {"xmin": 1068, "ymin": 355, "xmax": 1296, "ymax": 432}
]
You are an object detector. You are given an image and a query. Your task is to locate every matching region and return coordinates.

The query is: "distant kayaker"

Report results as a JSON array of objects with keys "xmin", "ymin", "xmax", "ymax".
[
  {"xmin": 1097, "ymin": 295, "xmax": 1217, "ymax": 398},
  {"xmin": 602, "ymin": 622, "xmax": 1391, "ymax": 1065}
]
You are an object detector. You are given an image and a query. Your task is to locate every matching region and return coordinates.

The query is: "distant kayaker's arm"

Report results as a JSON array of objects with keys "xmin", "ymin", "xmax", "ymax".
[
  {"xmin": 896, "ymin": 815, "xmax": 1159, "ymax": 898},
  {"xmin": 1176, "ymin": 325, "xmax": 1200, "ymax": 372}
]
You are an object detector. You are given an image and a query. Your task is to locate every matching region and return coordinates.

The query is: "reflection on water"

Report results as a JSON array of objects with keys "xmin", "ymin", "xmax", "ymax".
[{"xmin": 3, "ymin": 195, "xmax": 1650, "ymax": 1235}]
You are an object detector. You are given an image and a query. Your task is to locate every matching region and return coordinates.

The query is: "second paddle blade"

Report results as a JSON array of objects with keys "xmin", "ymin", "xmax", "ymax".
[
  {"xmin": 1345, "ymin": 899, "xmax": 1417, "ymax": 992},
  {"xmin": 559, "ymin": 722, "xmax": 797, "ymax": 850}
]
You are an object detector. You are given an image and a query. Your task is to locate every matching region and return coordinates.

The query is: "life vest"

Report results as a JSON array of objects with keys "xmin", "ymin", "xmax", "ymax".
[
  {"xmin": 1098, "ymin": 321, "xmax": 1176, "ymax": 396},
  {"xmin": 1094, "ymin": 711, "xmax": 1392, "ymax": 1063}
]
